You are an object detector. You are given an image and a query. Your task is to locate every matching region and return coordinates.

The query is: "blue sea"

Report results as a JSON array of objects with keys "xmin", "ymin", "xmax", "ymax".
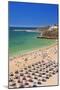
[{"xmin": 9, "ymin": 29, "xmax": 56, "ymax": 57}]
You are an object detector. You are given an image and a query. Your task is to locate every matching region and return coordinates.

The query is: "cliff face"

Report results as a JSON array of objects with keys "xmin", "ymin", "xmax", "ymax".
[
  {"xmin": 37, "ymin": 25, "xmax": 58, "ymax": 39},
  {"xmin": 42, "ymin": 29, "xmax": 58, "ymax": 39}
]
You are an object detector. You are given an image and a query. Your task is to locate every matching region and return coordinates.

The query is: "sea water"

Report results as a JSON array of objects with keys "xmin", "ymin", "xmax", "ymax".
[{"xmin": 9, "ymin": 30, "xmax": 56, "ymax": 57}]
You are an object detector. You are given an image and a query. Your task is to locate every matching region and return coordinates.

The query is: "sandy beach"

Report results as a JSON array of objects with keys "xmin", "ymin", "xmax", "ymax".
[
  {"xmin": 9, "ymin": 43, "xmax": 58, "ymax": 88},
  {"xmin": 8, "ymin": 2, "xmax": 58, "ymax": 88}
]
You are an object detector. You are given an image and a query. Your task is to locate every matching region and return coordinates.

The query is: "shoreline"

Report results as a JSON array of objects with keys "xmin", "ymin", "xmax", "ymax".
[
  {"xmin": 9, "ymin": 41, "xmax": 57, "ymax": 60},
  {"xmin": 9, "ymin": 42, "xmax": 58, "ymax": 72},
  {"xmin": 9, "ymin": 42, "xmax": 58, "ymax": 88}
]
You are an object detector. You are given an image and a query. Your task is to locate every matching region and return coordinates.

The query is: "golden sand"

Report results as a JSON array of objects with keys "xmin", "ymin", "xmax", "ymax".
[{"xmin": 9, "ymin": 43, "xmax": 58, "ymax": 87}]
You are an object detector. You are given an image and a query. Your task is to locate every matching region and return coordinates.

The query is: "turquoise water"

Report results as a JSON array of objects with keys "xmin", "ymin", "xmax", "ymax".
[{"xmin": 9, "ymin": 30, "xmax": 56, "ymax": 57}]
